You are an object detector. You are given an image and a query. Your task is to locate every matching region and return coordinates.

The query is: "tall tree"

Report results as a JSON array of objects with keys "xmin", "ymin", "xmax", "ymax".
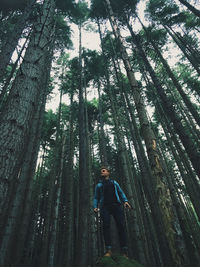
[
  {"xmin": 0, "ymin": 0, "xmax": 55, "ymax": 228},
  {"xmin": 74, "ymin": 2, "xmax": 90, "ymax": 266}
]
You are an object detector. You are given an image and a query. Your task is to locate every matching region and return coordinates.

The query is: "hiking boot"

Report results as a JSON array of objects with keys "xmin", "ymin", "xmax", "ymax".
[
  {"xmin": 104, "ymin": 250, "xmax": 112, "ymax": 257},
  {"xmin": 122, "ymin": 253, "xmax": 128, "ymax": 259}
]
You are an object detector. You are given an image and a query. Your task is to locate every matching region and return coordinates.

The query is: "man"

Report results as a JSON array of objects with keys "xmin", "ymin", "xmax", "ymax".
[{"xmin": 93, "ymin": 167, "xmax": 131, "ymax": 257}]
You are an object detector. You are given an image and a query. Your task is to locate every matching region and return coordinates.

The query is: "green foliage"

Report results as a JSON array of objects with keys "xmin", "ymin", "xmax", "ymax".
[
  {"xmin": 96, "ymin": 254, "xmax": 144, "ymax": 267},
  {"xmin": 54, "ymin": 15, "xmax": 72, "ymax": 51},
  {"xmin": 182, "ymin": 11, "xmax": 200, "ymax": 29},
  {"xmin": 175, "ymin": 63, "xmax": 200, "ymax": 95},
  {"xmin": 90, "ymin": 0, "xmax": 107, "ymax": 20},
  {"xmin": 90, "ymin": 0, "xmax": 139, "ymax": 21},
  {"xmin": 86, "ymin": 99, "xmax": 99, "ymax": 132},
  {"xmin": 71, "ymin": 1, "xmax": 89, "ymax": 24},
  {"xmin": 0, "ymin": 12, "xmax": 23, "ymax": 47},
  {"xmin": 146, "ymin": 0, "xmax": 179, "ymax": 25},
  {"xmin": 82, "ymin": 49, "xmax": 105, "ymax": 83},
  {"xmin": 55, "ymin": 0, "xmax": 76, "ymax": 15},
  {"xmin": 40, "ymin": 110, "xmax": 57, "ymax": 148},
  {"xmin": 58, "ymin": 56, "xmax": 80, "ymax": 95},
  {"xmin": 139, "ymin": 27, "xmax": 168, "ymax": 48},
  {"xmin": 101, "ymin": 32, "xmax": 121, "ymax": 60}
]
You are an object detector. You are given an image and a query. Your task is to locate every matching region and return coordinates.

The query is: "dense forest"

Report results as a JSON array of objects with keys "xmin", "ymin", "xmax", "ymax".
[{"xmin": 0, "ymin": 0, "xmax": 200, "ymax": 266}]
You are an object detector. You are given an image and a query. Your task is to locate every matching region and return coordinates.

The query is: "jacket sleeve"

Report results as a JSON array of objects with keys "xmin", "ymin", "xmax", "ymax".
[
  {"xmin": 115, "ymin": 181, "xmax": 128, "ymax": 203},
  {"xmin": 93, "ymin": 184, "xmax": 100, "ymax": 208}
]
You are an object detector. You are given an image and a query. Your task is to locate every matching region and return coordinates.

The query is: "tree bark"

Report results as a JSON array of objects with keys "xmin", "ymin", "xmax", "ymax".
[
  {"xmin": 0, "ymin": 48, "xmax": 51, "ymax": 267},
  {"xmin": 127, "ymin": 21, "xmax": 200, "ymax": 179},
  {"xmin": 75, "ymin": 22, "xmax": 89, "ymax": 267},
  {"xmin": 0, "ymin": 0, "xmax": 55, "ymax": 219},
  {"xmin": 139, "ymin": 20, "xmax": 200, "ymax": 127}
]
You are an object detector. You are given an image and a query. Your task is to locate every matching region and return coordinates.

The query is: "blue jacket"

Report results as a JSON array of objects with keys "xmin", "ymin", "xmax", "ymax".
[{"xmin": 93, "ymin": 179, "xmax": 128, "ymax": 209}]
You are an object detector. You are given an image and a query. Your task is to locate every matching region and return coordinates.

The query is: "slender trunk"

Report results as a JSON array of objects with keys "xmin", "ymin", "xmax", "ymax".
[
  {"xmin": 60, "ymin": 90, "xmax": 75, "ymax": 267},
  {"xmin": 99, "ymin": 42, "xmax": 147, "ymax": 263},
  {"xmin": 164, "ymin": 25, "xmax": 200, "ymax": 76},
  {"xmin": 127, "ymin": 21, "xmax": 200, "ymax": 179},
  {"xmin": 103, "ymin": 1, "xmax": 187, "ymax": 266},
  {"xmin": 48, "ymin": 135, "xmax": 66, "ymax": 267},
  {"xmin": 111, "ymin": 58, "xmax": 165, "ymax": 266},
  {"xmin": 160, "ymin": 130, "xmax": 200, "ymax": 266},
  {"xmin": 75, "ymin": 22, "xmax": 89, "ymax": 267},
  {"xmin": 139, "ymin": 20, "xmax": 200, "ymax": 127},
  {"xmin": 178, "ymin": 0, "xmax": 200, "ymax": 18},
  {"xmin": 111, "ymin": 48, "xmax": 173, "ymax": 266},
  {"xmin": 97, "ymin": 79, "xmax": 108, "ymax": 166},
  {"xmin": 142, "ymin": 71, "xmax": 200, "ymax": 219}
]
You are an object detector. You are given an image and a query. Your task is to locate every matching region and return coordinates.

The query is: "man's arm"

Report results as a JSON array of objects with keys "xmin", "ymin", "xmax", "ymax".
[
  {"xmin": 115, "ymin": 181, "xmax": 131, "ymax": 209},
  {"xmin": 115, "ymin": 181, "xmax": 128, "ymax": 202},
  {"xmin": 93, "ymin": 184, "xmax": 100, "ymax": 212}
]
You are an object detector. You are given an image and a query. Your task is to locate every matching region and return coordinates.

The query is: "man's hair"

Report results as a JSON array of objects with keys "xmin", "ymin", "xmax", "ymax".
[{"xmin": 100, "ymin": 166, "xmax": 110, "ymax": 173}]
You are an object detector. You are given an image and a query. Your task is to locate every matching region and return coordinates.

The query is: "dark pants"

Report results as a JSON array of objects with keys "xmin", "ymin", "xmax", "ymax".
[{"xmin": 100, "ymin": 203, "xmax": 127, "ymax": 250}]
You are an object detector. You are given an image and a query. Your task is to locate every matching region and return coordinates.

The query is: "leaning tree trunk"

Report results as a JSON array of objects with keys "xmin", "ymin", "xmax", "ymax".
[
  {"xmin": 142, "ymin": 71, "xmax": 200, "ymax": 221},
  {"xmin": 139, "ymin": 21, "xmax": 200, "ymax": 127},
  {"xmin": 127, "ymin": 21, "xmax": 200, "ymax": 179},
  {"xmin": 178, "ymin": 0, "xmax": 200, "ymax": 18},
  {"xmin": 111, "ymin": 49, "xmax": 174, "ymax": 267},
  {"xmin": 97, "ymin": 79, "xmax": 108, "ymax": 166},
  {"xmin": 0, "ymin": 0, "xmax": 55, "ymax": 221},
  {"xmin": 98, "ymin": 21, "xmax": 145, "ymax": 262},
  {"xmin": 163, "ymin": 25, "xmax": 200, "ymax": 76},
  {"xmin": 108, "ymin": 79, "xmax": 146, "ymax": 263},
  {"xmin": 103, "ymin": 1, "xmax": 186, "ymax": 266}
]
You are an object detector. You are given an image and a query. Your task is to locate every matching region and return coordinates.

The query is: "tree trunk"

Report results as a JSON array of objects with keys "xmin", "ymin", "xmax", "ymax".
[
  {"xmin": 48, "ymin": 135, "xmax": 66, "ymax": 267},
  {"xmin": 103, "ymin": 1, "xmax": 187, "ymax": 266},
  {"xmin": 139, "ymin": 21, "xmax": 200, "ymax": 127},
  {"xmin": 127, "ymin": 21, "xmax": 200, "ymax": 179},
  {"xmin": 178, "ymin": 0, "xmax": 200, "ymax": 18},
  {"xmin": 164, "ymin": 25, "xmax": 200, "ymax": 76},
  {"xmin": 75, "ymin": 22, "xmax": 89, "ymax": 267},
  {"xmin": 59, "ymin": 90, "xmax": 75, "ymax": 267},
  {"xmin": 0, "ymin": 0, "xmax": 55, "ymax": 219},
  {"xmin": 0, "ymin": 50, "xmax": 51, "ymax": 267},
  {"xmin": 97, "ymin": 79, "xmax": 108, "ymax": 166}
]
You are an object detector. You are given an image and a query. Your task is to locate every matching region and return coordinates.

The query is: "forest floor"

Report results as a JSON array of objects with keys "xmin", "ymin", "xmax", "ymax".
[{"xmin": 95, "ymin": 253, "xmax": 144, "ymax": 267}]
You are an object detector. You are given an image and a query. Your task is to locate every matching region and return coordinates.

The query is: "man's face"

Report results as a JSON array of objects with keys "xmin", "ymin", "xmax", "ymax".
[{"xmin": 101, "ymin": 168, "xmax": 110, "ymax": 177}]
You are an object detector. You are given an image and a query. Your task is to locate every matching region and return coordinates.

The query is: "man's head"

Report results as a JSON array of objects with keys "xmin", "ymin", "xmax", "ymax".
[{"xmin": 100, "ymin": 167, "xmax": 110, "ymax": 178}]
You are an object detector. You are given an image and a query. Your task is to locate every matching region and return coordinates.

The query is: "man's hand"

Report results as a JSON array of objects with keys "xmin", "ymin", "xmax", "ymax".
[
  {"xmin": 124, "ymin": 202, "xmax": 131, "ymax": 209},
  {"xmin": 94, "ymin": 208, "xmax": 98, "ymax": 213}
]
